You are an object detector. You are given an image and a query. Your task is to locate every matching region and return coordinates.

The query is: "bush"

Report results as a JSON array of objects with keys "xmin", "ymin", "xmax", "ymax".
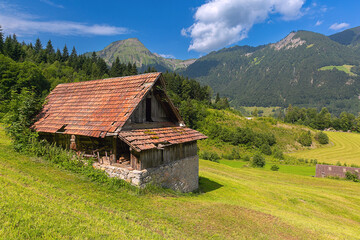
[
  {"xmin": 260, "ymin": 143, "xmax": 272, "ymax": 155},
  {"xmin": 251, "ymin": 154, "xmax": 265, "ymax": 168},
  {"xmin": 271, "ymin": 164, "xmax": 279, "ymax": 171},
  {"xmin": 200, "ymin": 151, "xmax": 220, "ymax": 162},
  {"xmin": 345, "ymin": 171, "xmax": 359, "ymax": 182},
  {"xmin": 222, "ymin": 148, "xmax": 241, "ymax": 160},
  {"xmin": 298, "ymin": 131, "xmax": 312, "ymax": 147},
  {"xmin": 315, "ymin": 132, "xmax": 329, "ymax": 144},
  {"xmin": 273, "ymin": 148, "xmax": 284, "ymax": 159},
  {"xmin": 243, "ymin": 155, "xmax": 250, "ymax": 162}
]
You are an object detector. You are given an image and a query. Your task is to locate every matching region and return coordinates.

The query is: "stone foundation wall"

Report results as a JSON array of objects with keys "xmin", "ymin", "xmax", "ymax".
[{"xmin": 93, "ymin": 155, "xmax": 199, "ymax": 192}]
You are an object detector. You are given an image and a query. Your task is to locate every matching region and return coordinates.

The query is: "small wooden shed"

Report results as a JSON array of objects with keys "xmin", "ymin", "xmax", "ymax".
[{"xmin": 32, "ymin": 72, "xmax": 206, "ymax": 191}]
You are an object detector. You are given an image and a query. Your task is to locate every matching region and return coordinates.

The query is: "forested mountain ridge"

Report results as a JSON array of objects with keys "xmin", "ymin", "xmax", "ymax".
[
  {"xmin": 182, "ymin": 29, "xmax": 360, "ymax": 115},
  {"xmin": 87, "ymin": 38, "xmax": 195, "ymax": 72},
  {"xmin": 329, "ymin": 26, "xmax": 360, "ymax": 46}
]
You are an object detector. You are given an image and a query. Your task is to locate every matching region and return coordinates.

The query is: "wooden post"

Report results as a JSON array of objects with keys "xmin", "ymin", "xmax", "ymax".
[{"xmin": 112, "ymin": 136, "xmax": 117, "ymax": 163}]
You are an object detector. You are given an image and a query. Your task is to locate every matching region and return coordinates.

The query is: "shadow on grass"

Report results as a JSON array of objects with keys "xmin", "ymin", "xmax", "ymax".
[{"xmin": 198, "ymin": 176, "xmax": 223, "ymax": 193}]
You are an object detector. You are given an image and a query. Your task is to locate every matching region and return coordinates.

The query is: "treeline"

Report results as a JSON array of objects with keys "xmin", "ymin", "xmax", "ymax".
[
  {"xmin": 284, "ymin": 105, "xmax": 360, "ymax": 132},
  {"xmin": 0, "ymin": 27, "xmax": 231, "ymax": 130}
]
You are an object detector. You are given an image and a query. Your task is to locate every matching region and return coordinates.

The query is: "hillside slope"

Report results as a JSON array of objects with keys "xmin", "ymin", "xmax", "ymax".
[
  {"xmin": 329, "ymin": 26, "xmax": 360, "ymax": 46},
  {"xmin": 89, "ymin": 38, "xmax": 195, "ymax": 72},
  {"xmin": 2, "ymin": 127, "xmax": 360, "ymax": 239},
  {"xmin": 289, "ymin": 131, "xmax": 360, "ymax": 165},
  {"xmin": 183, "ymin": 30, "xmax": 360, "ymax": 115}
]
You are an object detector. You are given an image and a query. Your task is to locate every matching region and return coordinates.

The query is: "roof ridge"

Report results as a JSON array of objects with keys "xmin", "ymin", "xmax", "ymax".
[{"xmin": 56, "ymin": 72, "xmax": 162, "ymax": 87}]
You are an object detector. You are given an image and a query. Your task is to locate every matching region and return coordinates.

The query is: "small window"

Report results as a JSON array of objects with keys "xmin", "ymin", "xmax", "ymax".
[{"xmin": 146, "ymin": 98, "xmax": 152, "ymax": 122}]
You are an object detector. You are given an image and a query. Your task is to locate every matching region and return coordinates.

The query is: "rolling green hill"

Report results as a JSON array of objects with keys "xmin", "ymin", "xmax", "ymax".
[
  {"xmin": 2, "ymin": 125, "xmax": 360, "ymax": 239},
  {"xmin": 88, "ymin": 38, "xmax": 195, "ymax": 72},
  {"xmin": 182, "ymin": 29, "xmax": 360, "ymax": 115}
]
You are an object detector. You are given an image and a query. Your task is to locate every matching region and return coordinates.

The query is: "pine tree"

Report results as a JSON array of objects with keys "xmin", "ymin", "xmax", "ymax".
[
  {"xmin": 97, "ymin": 58, "xmax": 109, "ymax": 76},
  {"xmin": 46, "ymin": 40, "xmax": 55, "ymax": 55},
  {"xmin": 0, "ymin": 25, "xmax": 4, "ymax": 53},
  {"xmin": 34, "ymin": 38, "xmax": 42, "ymax": 54},
  {"xmin": 70, "ymin": 46, "xmax": 77, "ymax": 59},
  {"xmin": 110, "ymin": 57, "xmax": 122, "ymax": 77},
  {"xmin": 55, "ymin": 48, "xmax": 62, "ymax": 61},
  {"xmin": 3, "ymin": 36, "xmax": 13, "ymax": 58},
  {"xmin": 91, "ymin": 51, "xmax": 97, "ymax": 62},
  {"xmin": 62, "ymin": 44, "xmax": 69, "ymax": 61},
  {"xmin": 131, "ymin": 63, "xmax": 138, "ymax": 75}
]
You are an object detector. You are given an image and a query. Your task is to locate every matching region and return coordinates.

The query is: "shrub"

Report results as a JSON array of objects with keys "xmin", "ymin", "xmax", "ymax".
[
  {"xmin": 222, "ymin": 148, "xmax": 241, "ymax": 160},
  {"xmin": 243, "ymin": 155, "xmax": 250, "ymax": 162},
  {"xmin": 273, "ymin": 148, "xmax": 284, "ymax": 159},
  {"xmin": 200, "ymin": 151, "xmax": 220, "ymax": 162},
  {"xmin": 345, "ymin": 171, "xmax": 359, "ymax": 182},
  {"xmin": 251, "ymin": 154, "xmax": 265, "ymax": 168},
  {"xmin": 271, "ymin": 164, "xmax": 279, "ymax": 171},
  {"xmin": 298, "ymin": 131, "xmax": 312, "ymax": 146},
  {"xmin": 260, "ymin": 143, "xmax": 272, "ymax": 155},
  {"xmin": 315, "ymin": 132, "xmax": 329, "ymax": 144}
]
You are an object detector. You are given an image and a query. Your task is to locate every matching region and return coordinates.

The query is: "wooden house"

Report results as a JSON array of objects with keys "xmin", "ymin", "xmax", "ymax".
[{"xmin": 32, "ymin": 72, "xmax": 207, "ymax": 192}]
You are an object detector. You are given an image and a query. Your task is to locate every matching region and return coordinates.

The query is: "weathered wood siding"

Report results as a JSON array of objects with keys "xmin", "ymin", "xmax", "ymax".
[
  {"xmin": 132, "ymin": 141, "xmax": 198, "ymax": 170},
  {"xmin": 130, "ymin": 90, "xmax": 168, "ymax": 124}
]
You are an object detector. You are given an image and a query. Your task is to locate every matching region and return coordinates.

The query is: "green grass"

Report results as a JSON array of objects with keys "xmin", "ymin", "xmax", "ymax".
[
  {"xmin": 318, "ymin": 64, "xmax": 357, "ymax": 76},
  {"xmin": 2, "ymin": 128, "xmax": 360, "ymax": 239},
  {"xmin": 289, "ymin": 131, "xmax": 360, "ymax": 165},
  {"xmin": 219, "ymin": 159, "xmax": 316, "ymax": 176},
  {"xmin": 240, "ymin": 106, "xmax": 282, "ymax": 117}
]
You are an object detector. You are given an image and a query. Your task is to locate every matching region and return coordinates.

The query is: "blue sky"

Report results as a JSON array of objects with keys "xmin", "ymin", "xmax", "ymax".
[{"xmin": 0, "ymin": 0, "xmax": 359, "ymax": 60}]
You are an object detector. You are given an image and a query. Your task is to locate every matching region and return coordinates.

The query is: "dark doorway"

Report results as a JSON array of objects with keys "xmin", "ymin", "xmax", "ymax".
[{"xmin": 146, "ymin": 98, "xmax": 152, "ymax": 122}]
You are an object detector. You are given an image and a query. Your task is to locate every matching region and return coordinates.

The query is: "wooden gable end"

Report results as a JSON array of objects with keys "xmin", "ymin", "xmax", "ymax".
[{"xmin": 124, "ymin": 76, "xmax": 183, "ymax": 129}]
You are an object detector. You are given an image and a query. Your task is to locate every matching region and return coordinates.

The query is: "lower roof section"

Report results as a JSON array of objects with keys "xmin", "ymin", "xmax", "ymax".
[{"xmin": 118, "ymin": 126, "xmax": 207, "ymax": 152}]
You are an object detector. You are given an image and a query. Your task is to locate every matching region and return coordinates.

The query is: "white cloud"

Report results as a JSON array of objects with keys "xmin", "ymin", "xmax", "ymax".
[
  {"xmin": 329, "ymin": 22, "xmax": 349, "ymax": 31},
  {"xmin": 0, "ymin": 3, "xmax": 128, "ymax": 36},
  {"xmin": 182, "ymin": 0, "xmax": 305, "ymax": 52},
  {"xmin": 159, "ymin": 54, "xmax": 175, "ymax": 59},
  {"xmin": 315, "ymin": 20, "xmax": 323, "ymax": 26},
  {"xmin": 40, "ymin": 0, "xmax": 64, "ymax": 9}
]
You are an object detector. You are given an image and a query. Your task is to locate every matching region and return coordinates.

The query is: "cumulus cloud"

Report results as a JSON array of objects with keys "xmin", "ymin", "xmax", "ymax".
[
  {"xmin": 0, "ymin": 3, "xmax": 128, "ymax": 36},
  {"xmin": 329, "ymin": 22, "xmax": 349, "ymax": 31},
  {"xmin": 182, "ymin": 0, "xmax": 306, "ymax": 52}
]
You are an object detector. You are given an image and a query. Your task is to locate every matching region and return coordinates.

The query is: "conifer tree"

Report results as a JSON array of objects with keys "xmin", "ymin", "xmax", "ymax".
[
  {"xmin": 110, "ymin": 57, "xmax": 122, "ymax": 77},
  {"xmin": 45, "ymin": 40, "xmax": 55, "ymax": 55},
  {"xmin": 62, "ymin": 45, "xmax": 69, "ymax": 61},
  {"xmin": 0, "ymin": 25, "xmax": 4, "ymax": 53},
  {"xmin": 131, "ymin": 63, "xmax": 137, "ymax": 75},
  {"xmin": 70, "ymin": 46, "xmax": 77, "ymax": 59},
  {"xmin": 55, "ymin": 48, "xmax": 62, "ymax": 61},
  {"xmin": 34, "ymin": 38, "xmax": 42, "ymax": 54}
]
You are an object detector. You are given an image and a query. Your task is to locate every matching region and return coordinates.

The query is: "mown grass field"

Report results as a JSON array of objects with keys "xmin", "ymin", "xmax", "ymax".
[
  {"xmin": 2, "ymin": 128, "xmax": 360, "ymax": 239},
  {"xmin": 289, "ymin": 131, "xmax": 360, "ymax": 165},
  {"xmin": 219, "ymin": 159, "xmax": 316, "ymax": 176}
]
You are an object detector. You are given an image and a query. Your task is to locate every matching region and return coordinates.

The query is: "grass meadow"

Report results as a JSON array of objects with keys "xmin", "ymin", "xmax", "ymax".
[
  {"xmin": 289, "ymin": 131, "xmax": 360, "ymax": 165},
  {"xmin": 1, "ymin": 128, "xmax": 360, "ymax": 239}
]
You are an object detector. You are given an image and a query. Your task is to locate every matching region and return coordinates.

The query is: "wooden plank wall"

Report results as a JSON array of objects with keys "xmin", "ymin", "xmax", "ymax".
[
  {"xmin": 130, "ymin": 90, "xmax": 169, "ymax": 124},
  {"xmin": 136, "ymin": 141, "xmax": 198, "ymax": 170}
]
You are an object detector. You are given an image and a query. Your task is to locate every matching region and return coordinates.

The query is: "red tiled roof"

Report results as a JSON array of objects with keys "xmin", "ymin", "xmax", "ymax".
[
  {"xmin": 118, "ymin": 127, "xmax": 207, "ymax": 151},
  {"xmin": 33, "ymin": 73, "xmax": 162, "ymax": 138}
]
